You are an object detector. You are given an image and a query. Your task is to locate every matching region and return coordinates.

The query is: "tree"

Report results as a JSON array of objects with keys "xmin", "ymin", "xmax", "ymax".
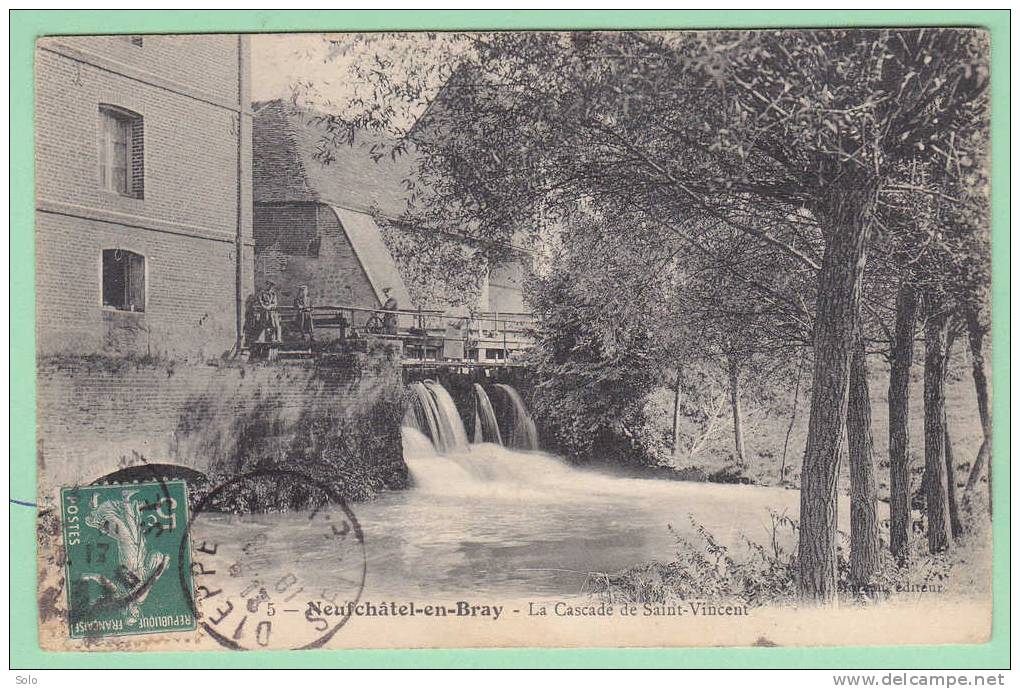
[
  {"xmin": 727, "ymin": 353, "xmax": 747, "ymax": 466},
  {"xmin": 964, "ymin": 305, "xmax": 992, "ymax": 506},
  {"xmin": 670, "ymin": 368, "xmax": 684, "ymax": 459},
  {"xmin": 697, "ymin": 29, "xmax": 986, "ymax": 600},
  {"xmin": 307, "ymin": 28, "xmax": 988, "ymax": 601},
  {"xmin": 525, "ymin": 217, "xmax": 666, "ymax": 459},
  {"xmin": 527, "ymin": 206, "xmax": 804, "ymax": 464},
  {"xmin": 886, "ymin": 279, "xmax": 918, "ymax": 563},
  {"xmin": 944, "ymin": 425, "xmax": 964, "ymax": 538},
  {"xmin": 875, "ymin": 77, "xmax": 990, "ymax": 551},
  {"xmin": 922, "ymin": 298, "xmax": 954, "ymax": 553},
  {"xmin": 847, "ymin": 329, "xmax": 879, "ymax": 586}
]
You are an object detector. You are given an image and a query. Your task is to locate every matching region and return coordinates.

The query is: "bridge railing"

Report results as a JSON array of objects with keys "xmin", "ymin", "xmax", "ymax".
[{"xmin": 258, "ymin": 303, "xmax": 536, "ymax": 362}]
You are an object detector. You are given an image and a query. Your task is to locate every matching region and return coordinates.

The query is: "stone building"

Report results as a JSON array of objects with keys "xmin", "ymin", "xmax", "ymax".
[
  {"xmin": 252, "ymin": 100, "xmax": 530, "ymax": 336},
  {"xmin": 252, "ymin": 99, "xmax": 414, "ymax": 326},
  {"xmin": 35, "ymin": 34, "xmax": 253, "ymax": 360}
]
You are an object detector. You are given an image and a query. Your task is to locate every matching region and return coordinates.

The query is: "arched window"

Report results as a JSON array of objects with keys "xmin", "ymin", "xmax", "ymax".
[
  {"xmin": 98, "ymin": 105, "xmax": 144, "ymax": 198},
  {"xmin": 102, "ymin": 249, "xmax": 145, "ymax": 312}
]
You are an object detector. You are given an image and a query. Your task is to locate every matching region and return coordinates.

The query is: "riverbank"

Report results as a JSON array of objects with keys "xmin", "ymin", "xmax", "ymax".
[{"xmin": 586, "ymin": 494, "xmax": 992, "ymax": 610}]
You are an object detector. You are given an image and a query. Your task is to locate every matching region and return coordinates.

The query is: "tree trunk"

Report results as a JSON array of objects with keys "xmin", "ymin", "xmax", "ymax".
[
  {"xmin": 780, "ymin": 350, "xmax": 806, "ymax": 485},
  {"xmin": 671, "ymin": 369, "xmax": 683, "ymax": 459},
  {"xmin": 728, "ymin": 357, "xmax": 746, "ymax": 466},
  {"xmin": 963, "ymin": 308, "xmax": 992, "ymax": 514},
  {"xmin": 798, "ymin": 180, "xmax": 874, "ymax": 603},
  {"xmin": 847, "ymin": 330, "xmax": 879, "ymax": 586},
  {"xmin": 888, "ymin": 280, "xmax": 917, "ymax": 563},
  {"xmin": 966, "ymin": 439, "xmax": 989, "ymax": 492},
  {"xmin": 923, "ymin": 299, "xmax": 953, "ymax": 554},
  {"xmin": 944, "ymin": 424, "xmax": 963, "ymax": 538}
]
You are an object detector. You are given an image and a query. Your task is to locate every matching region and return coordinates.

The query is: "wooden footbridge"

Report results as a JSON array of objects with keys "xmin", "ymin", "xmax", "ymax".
[{"xmin": 244, "ymin": 303, "xmax": 535, "ymax": 370}]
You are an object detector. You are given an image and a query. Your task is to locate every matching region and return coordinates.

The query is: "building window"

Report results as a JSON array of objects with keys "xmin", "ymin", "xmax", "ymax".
[
  {"xmin": 98, "ymin": 105, "xmax": 144, "ymax": 198},
  {"xmin": 102, "ymin": 249, "xmax": 146, "ymax": 312}
]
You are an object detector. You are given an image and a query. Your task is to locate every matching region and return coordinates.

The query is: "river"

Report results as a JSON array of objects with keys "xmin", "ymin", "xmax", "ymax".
[{"xmin": 191, "ymin": 427, "xmax": 826, "ymax": 600}]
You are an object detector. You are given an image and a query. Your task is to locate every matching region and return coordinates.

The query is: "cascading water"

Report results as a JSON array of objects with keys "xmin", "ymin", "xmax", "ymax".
[
  {"xmin": 193, "ymin": 367, "xmax": 829, "ymax": 604},
  {"xmin": 402, "ymin": 379, "xmax": 554, "ymax": 495},
  {"xmin": 492, "ymin": 384, "xmax": 540, "ymax": 451},
  {"xmin": 189, "ymin": 364, "xmax": 853, "ymax": 609},
  {"xmin": 404, "ymin": 380, "xmax": 468, "ymax": 453},
  {"xmin": 402, "ymin": 424, "xmax": 579, "ymax": 497},
  {"xmin": 472, "ymin": 383, "xmax": 503, "ymax": 446},
  {"xmin": 403, "ymin": 383, "xmax": 439, "ymax": 447}
]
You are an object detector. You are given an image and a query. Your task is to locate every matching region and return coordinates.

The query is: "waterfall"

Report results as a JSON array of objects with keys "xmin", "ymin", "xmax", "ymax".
[
  {"xmin": 404, "ymin": 383, "xmax": 440, "ymax": 447},
  {"xmin": 402, "ymin": 379, "xmax": 538, "ymax": 458},
  {"xmin": 493, "ymin": 384, "xmax": 540, "ymax": 451},
  {"xmin": 472, "ymin": 383, "xmax": 503, "ymax": 445},
  {"xmin": 401, "ymin": 379, "xmax": 563, "ymax": 496},
  {"xmin": 404, "ymin": 380, "xmax": 468, "ymax": 453}
]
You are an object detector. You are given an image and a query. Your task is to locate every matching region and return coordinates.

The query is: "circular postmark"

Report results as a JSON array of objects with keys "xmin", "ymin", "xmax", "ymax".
[{"xmin": 178, "ymin": 469, "xmax": 366, "ymax": 651}]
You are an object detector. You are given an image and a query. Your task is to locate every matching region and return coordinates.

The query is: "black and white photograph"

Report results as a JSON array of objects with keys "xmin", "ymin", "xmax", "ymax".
[{"xmin": 32, "ymin": 26, "xmax": 994, "ymax": 652}]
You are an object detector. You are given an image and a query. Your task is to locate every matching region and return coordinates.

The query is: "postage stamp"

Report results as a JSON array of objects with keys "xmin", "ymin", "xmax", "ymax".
[{"xmin": 60, "ymin": 481, "xmax": 196, "ymax": 639}]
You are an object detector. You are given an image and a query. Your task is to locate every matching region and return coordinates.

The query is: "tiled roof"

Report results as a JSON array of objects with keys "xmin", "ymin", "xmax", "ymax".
[{"xmin": 253, "ymin": 100, "xmax": 416, "ymax": 218}]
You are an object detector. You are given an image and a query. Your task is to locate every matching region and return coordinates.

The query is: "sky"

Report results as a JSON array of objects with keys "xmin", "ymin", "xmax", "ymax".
[
  {"xmin": 250, "ymin": 32, "xmax": 444, "ymax": 129},
  {"xmin": 251, "ymin": 33, "xmax": 350, "ymax": 104}
]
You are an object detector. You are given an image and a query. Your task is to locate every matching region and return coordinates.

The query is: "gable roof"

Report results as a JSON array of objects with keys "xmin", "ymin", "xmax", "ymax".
[
  {"xmin": 253, "ymin": 99, "xmax": 536, "ymax": 258},
  {"xmin": 404, "ymin": 63, "xmax": 512, "ymax": 145},
  {"xmin": 253, "ymin": 100, "xmax": 416, "ymax": 218},
  {"xmin": 328, "ymin": 205, "xmax": 413, "ymax": 308}
]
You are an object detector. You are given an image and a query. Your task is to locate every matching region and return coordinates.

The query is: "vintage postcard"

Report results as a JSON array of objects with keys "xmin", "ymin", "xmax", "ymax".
[{"xmin": 31, "ymin": 25, "xmax": 998, "ymax": 655}]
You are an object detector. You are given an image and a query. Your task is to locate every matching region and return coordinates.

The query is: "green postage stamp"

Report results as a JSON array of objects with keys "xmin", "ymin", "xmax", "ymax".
[{"xmin": 60, "ymin": 481, "xmax": 196, "ymax": 639}]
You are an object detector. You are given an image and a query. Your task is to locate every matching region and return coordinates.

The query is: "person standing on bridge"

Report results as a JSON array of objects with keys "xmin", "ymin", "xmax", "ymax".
[
  {"xmin": 294, "ymin": 284, "xmax": 315, "ymax": 342},
  {"xmin": 382, "ymin": 287, "xmax": 399, "ymax": 335},
  {"xmin": 258, "ymin": 280, "xmax": 282, "ymax": 343}
]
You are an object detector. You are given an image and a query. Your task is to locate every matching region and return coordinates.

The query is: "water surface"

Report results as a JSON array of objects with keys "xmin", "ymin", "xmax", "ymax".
[{"xmin": 193, "ymin": 431, "xmax": 823, "ymax": 600}]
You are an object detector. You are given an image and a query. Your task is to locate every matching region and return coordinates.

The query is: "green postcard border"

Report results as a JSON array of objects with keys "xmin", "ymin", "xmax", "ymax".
[{"xmin": 9, "ymin": 9, "xmax": 1010, "ymax": 669}]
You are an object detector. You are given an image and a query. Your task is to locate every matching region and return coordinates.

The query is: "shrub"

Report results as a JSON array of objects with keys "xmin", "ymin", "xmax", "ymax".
[
  {"xmin": 587, "ymin": 507, "xmax": 988, "ymax": 607},
  {"xmin": 707, "ymin": 464, "xmax": 754, "ymax": 485},
  {"xmin": 587, "ymin": 512, "xmax": 798, "ymax": 607}
]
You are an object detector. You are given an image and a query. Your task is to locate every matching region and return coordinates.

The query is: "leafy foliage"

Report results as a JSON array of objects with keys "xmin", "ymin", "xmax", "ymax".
[
  {"xmin": 587, "ymin": 513, "xmax": 798, "ymax": 607},
  {"xmin": 526, "ymin": 227, "xmax": 662, "ymax": 459},
  {"xmin": 588, "ymin": 506, "xmax": 987, "ymax": 607},
  {"xmin": 301, "ymin": 29, "xmax": 990, "ymax": 597},
  {"xmin": 302, "ymin": 29, "xmax": 986, "ymax": 263}
]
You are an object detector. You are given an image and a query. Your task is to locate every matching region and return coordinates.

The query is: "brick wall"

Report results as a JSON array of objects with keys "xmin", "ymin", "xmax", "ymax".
[
  {"xmin": 35, "ymin": 36, "xmax": 253, "ymax": 359},
  {"xmin": 316, "ymin": 204, "xmax": 381, "ymax": 309},
  {"xmin": 254, "ymin": 202, "xmax": 380, "ymax": 317},
  {"xmin": 35, "ymin": 45, "xmax": 248, "ymax": 236},
  {"xmin": 35, "ymin": 212, "xmax": 251, "ymax": 358},
  {"xmin": 54, "ymin": 35, "xmax": 241, "ymax": 104},
  {"xmin": 36, "ymin": 352, "xmax": 407, "ymax": 497}
]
